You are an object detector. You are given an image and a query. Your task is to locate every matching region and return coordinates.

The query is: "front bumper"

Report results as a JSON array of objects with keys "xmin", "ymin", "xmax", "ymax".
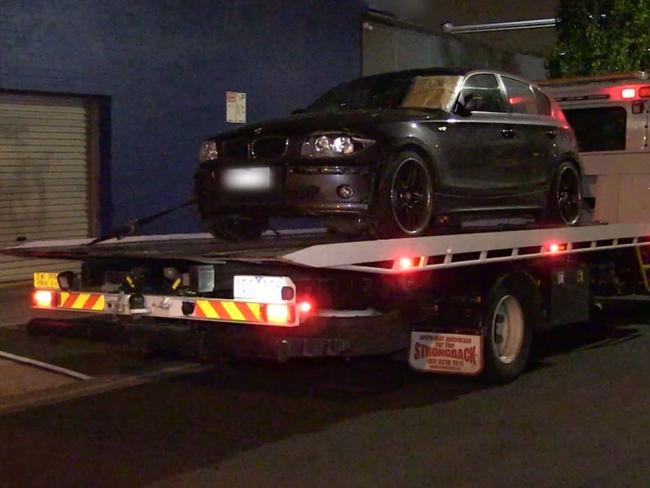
[{"xmin": 195, "ymin": 163, "xmax": 374, "ymax": 218}]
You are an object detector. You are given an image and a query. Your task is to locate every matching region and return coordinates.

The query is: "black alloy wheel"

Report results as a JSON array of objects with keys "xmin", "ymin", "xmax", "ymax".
[
  {"xmin": 553, "ymin": 162, "xmax": 582, "ymax": 225},
  {"xmin": 373, "ymin": 151, "xmax": 434, "ymax": 238}
]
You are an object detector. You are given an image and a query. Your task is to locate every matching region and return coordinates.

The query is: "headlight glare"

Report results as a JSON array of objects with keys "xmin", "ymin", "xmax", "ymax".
[
  {"xmin": 302, "ymin": 134, "xmax": 374, "ymax": 158},
  {"xmin": 199, "ymin": 141, "xmax": 219, "ymax": 162}
]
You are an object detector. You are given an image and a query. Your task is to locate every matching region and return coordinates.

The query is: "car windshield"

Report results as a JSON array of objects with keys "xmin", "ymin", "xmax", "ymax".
[{"xmin": 306, "ymin": 74, "xmax": 463, "ymax": 113}]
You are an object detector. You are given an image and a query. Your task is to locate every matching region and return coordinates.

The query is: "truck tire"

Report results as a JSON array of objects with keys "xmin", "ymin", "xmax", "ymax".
[{"xmin": 483, "ymin": 280, "xmax": 534, "ymax": 383}]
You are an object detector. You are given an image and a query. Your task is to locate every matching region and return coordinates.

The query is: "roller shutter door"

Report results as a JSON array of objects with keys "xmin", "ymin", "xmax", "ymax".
[{"xmin": 0, "ymin": 94, "xmax": 92, "ymax": 284}]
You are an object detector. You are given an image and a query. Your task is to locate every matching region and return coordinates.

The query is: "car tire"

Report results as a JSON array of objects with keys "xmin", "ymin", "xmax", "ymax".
[
  {"xmin": 208, "ymin": 216, "xmax": 268, "ymax": 241},
  {"xmin": 544, "ymin": 161, "xmax": 582, "ymax": 226},
  {"xmin": 372, "ymin": 151, "xmax": 434, "ymax": 239},
  {"xmin": 483, "ymin": 280, "xmax": 533, "ymax": 383}
]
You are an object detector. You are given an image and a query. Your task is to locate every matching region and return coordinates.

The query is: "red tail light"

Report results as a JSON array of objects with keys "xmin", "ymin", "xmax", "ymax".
[
  {"xmin": 261, "ymin": 304, "xmax": 296, "ymax": 325},
  {"xmin": 398, "ymin": 257, "xmax": 416, "ymax": 270},
  {"xmin": 32, "ymin": 290, "xmax": 56, "ymax": 308},
  {"xmin": 395, "ymin": 256, "xmax": 425, "ymax": 271},
  {"xmin": 621, "ymin": 88, "xmax": 636, "ymax": 99},
  {"xmin": 545, "ymin": 242, "xmax": 567, "ymax": 254},
  {"xmin": 298, "ymin": 300, "xmax": 313, "ymax": 314},
  {"xmin": 640, "ymin": 86, "xmax": 650, "ymax": 98}
]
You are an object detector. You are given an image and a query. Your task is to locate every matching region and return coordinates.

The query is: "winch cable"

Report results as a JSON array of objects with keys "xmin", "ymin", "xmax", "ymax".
[{"xmin": 88, "ymin": 199, "xmax": 196, "ymax": 246}]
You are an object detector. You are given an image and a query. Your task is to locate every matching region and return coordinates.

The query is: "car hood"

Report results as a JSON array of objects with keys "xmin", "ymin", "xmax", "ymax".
[{"xmin": 209, "ymin": 109, "xmax": 450, "ymax": 140}]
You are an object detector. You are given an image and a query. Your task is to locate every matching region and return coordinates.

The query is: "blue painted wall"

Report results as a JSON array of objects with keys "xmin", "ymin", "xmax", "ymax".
[{"xmin": 0, "ymin": 0, "xmax": 366, "ymax": 233}]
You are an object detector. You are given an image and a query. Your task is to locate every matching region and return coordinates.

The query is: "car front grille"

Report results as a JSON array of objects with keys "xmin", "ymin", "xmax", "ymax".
[
  {"xmin": 220, "ymin": 136, "xmax": 288, "ymax": 161},
  {"xmin": 221, "ymin": 139, "xmax": 249, "ymax": 160},
  {"xmin": 252, "ymin": 137, "xmax": 288, "ymax": 159}
]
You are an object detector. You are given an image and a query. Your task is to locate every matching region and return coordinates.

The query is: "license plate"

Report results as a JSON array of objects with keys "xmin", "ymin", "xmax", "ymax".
[
  {"xmin": 234, "ymin": 275, "xmax": 288, "ymax": 302},
  {"xmin": 33, "ymin": 272, "xmax": 59, "ymax": 289},
  {"xmin": 223, "ymin": 167, "xmax": 271, "ymax": 190}
]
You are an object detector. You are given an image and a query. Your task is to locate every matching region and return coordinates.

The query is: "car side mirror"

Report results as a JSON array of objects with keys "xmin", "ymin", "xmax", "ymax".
[
  {"xmin": 454, "ymin": 102, "xmax": 472, "ymax": 117},
  {"xmin": 292, "ymin": 108, "xmax": 306, "ymax": 115}
]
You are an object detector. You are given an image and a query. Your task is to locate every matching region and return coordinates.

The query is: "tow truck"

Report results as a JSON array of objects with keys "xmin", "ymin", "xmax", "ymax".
[
  {"xmin": 539, "ymin": 71, "xmax": 650, "ymax": 224},
  {"xmin": 4, "ymin": 220, "xmax": 650, "ymax": 382}
]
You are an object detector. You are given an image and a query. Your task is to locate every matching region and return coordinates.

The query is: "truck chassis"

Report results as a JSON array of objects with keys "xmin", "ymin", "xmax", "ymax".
[{"xmin": 6, "ymin": 223, "xmax": 650, "ymax": 382}]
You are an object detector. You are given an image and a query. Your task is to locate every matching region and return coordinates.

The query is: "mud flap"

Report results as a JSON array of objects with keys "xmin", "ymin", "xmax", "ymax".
[{"xmin": 408, "ymin": 331, "xmax": 483, "ymax": 375}]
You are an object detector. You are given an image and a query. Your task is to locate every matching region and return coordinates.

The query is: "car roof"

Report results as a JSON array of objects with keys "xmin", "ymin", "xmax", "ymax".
[{"xmin": 356, "ymin": 67, "xmax": 470, "ymax": 82}]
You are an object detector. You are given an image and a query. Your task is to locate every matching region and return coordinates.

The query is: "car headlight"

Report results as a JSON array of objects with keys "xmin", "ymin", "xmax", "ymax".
[
  {"xmin": 199, "ymin": 141, "xmax": 219, "ymax": 162},
  {"xmin": 301, "ymin": 134, "xmax": 374, "ymax": 158}
]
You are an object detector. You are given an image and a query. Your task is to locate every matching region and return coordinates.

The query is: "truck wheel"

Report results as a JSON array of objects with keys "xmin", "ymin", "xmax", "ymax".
[
  {"xmin": 544, "ymin": 161, "xmax": 582, "ymax": 226},
  {"xmin": 208, "ymin": 216, "xmax": 268, "ymax": 241},
  {"xmin": 372, "ymin": 151, "xmax": 434, "ymax": 239},
  {"xmin": 483, "ymin": 282, "xmax": 533, "ymax": 383}
]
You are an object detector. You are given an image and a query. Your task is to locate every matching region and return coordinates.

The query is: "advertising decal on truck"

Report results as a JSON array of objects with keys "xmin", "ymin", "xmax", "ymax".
[{"xmin": 409, "ymin": 332, "xmax": 483, "ymax": 375}]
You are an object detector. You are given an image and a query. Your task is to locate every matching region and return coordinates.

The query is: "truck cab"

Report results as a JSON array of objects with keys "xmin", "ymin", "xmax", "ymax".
[{"xmin": 540, "ymin": 72, "xmax": 650, "ymax": 224}]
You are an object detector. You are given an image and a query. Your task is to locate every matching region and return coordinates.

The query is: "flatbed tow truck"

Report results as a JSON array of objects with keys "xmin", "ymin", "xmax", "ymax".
[{"xmin": 4, "ymin": 222, "xmax": 650, "ymax": 382}]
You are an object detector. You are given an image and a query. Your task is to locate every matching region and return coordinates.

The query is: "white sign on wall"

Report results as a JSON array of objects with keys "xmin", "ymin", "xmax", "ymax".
[{"xmin": 226, "ymin": 91, "xmax": 246, "ymax": 123}]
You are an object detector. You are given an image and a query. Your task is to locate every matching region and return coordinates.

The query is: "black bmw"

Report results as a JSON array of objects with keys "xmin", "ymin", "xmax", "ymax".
[{"xmin": 195, "ymin": 68, "xmax": 583, "ymax": 240}]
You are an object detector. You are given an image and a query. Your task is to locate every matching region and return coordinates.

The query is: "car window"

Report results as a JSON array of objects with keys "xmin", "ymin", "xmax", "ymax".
[
  {"xmin": 306, "ymin": 75, "xmax": 415, "ymax": 112},
  {"xmin": 564, "ymin": 106, "xmax": 627, "ymax": 152},
  {"xmin": 458, "ymin": 74, "xmax": 506, "ymax": 113},
  {"xmin": 533, "ymin": 87, "xmax": 552, "ymax": 116},
  {"xmin": 401, "ymin": 76, "xmax": 463, "ymax": 112},
  {"xmin": 502, "ymin": 77, "xmax": 538, "ymax": 115}
]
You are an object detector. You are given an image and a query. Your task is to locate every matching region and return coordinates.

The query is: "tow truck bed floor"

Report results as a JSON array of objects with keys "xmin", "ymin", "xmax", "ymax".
[{"xmin": 5, "ymin": 223, "xmax": 650, "ymax": 274}]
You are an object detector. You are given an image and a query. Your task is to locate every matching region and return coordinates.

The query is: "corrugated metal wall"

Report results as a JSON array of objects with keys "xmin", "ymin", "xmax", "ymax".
[{"xmin": 0, "ymin": 94, "xmax": 90, "ymax": 283}]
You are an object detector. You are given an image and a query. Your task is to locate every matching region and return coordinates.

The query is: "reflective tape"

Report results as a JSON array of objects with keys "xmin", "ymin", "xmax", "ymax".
[
  {"xmin": 194, "ymin": 300, "xmax": 262, "ymax": 323},
  {"xmin": 59, "ymin": 292, "xmax": 105, "ymax": 311}
]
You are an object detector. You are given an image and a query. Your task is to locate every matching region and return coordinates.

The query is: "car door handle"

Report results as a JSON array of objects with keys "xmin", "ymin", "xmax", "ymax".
[
  {"xmin": 545, "ymin": 129, "xmax": 558, "ymax": 139},
  {"xmin": 501, "ymin": 128, "xmax": 515, "ymax": 139}
]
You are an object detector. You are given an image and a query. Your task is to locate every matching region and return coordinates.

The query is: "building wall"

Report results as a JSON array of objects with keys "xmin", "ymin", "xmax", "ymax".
[
  {"xmin": 368, "ymin": 0, "xmax": 560, "ymax": 57},
  {"xmin": 0, "ymin": 0, "xmax": 366, "ymax": 233},
  {"xmin": 362, "ymin": 16, "xmax": 546, "ymax": 80}
]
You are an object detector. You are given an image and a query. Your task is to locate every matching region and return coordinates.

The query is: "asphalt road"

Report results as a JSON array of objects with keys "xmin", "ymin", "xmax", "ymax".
[{"xmin": 0, "ymin": 311, "xmax": 648, "ymax": 488}]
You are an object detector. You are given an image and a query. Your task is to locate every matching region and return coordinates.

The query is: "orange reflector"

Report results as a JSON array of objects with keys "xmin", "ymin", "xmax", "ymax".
[
  {"xmin": 262, "ymin": 304, "xmax": 295, "ymax": 325},
  {"xmin": 622, "ymin": 88, "xmax": 636, "ymax": 99},
  {"xmin": 33, "ymin": 290, "xmax": 55, "ymax": 308}
]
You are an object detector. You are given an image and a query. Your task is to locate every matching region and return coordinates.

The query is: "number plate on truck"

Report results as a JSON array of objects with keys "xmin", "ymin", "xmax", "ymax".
[
  {"xmin": 33, "ymin": 272, "xmax": 59, "ymax": 289},
  {"xmin": 409, "ymin": 332, "xmax": 483, "ymax": 375},
  {"xmin": 233, "ymin": 275, "xmax": 290, "ymax": 302}
]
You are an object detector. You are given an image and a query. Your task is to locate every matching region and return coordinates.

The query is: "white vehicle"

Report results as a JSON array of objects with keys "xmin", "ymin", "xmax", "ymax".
[{"xmin": 540, "ymin": 72, "xmax": 650, "ymax": 224}]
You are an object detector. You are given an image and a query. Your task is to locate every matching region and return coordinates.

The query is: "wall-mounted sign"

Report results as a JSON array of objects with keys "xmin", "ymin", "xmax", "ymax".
[{"xmin": 226, "ymin": 91, "xmax": 246, "ymax": 123}]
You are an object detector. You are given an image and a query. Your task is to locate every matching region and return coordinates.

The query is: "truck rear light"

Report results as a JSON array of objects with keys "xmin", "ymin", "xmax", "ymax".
[
  {"xmin": 398, "ymin": 257, "xmax": 416, "ymax": 270},
  {"xmin": 545, "ymin": 242, "xmax": 567, "ymax": 254},
  {"xmin": 621, "ymin": 88, "xmax": 636, "ymax": 99},
  {"xmin": 395, "ymin": 256, "xmax": 426, "ymax": 271},
  {"xmin": 262, "ymin": 304, "xmax": 296, "ymax": 325},
  {"xmin": 298, "ymin": 301, "xmax": 312, "ymax": 314},
  {"xmin": 32, "ymin": 290, "xmax": 56, "ymax": 308},
  {"xmin": 640, "ymin": 86, "xmax": 650, "ymax": 98}
]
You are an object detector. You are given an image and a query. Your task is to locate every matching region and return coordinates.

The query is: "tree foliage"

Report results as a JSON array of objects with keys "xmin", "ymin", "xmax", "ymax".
[{"xmin": 547, "ymin": 0, "xmax": 650, "ymax": 77}]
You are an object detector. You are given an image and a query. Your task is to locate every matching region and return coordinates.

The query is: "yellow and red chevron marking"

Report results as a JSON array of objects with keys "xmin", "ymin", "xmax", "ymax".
[
  {"xmin": 59, "ymin": 292, "xmax": 106, "ymax": 311},
  {"xmin": 194, "ymin": 300, "xmax": 262, "ymax": 323}
]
